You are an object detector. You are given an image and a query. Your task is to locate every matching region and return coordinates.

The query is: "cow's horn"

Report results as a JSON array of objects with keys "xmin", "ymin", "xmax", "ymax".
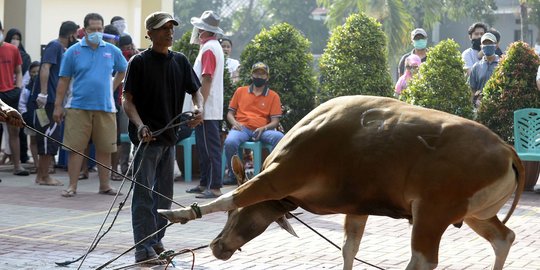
[{"xmin": 276, "ymin": 216, "xmax": 298, "ymax": 237}]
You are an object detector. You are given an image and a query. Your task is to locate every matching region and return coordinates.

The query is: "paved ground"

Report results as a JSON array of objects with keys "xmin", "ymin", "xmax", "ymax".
[{"xmin": 0, "ymin": 164, "xmax": 539, "ymax": 270}]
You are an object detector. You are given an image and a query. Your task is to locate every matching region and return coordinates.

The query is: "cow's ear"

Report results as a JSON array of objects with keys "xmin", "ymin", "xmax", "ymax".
[{"xmin": 231, "ymin": 155, "xmax": 247, "ymax": 185}]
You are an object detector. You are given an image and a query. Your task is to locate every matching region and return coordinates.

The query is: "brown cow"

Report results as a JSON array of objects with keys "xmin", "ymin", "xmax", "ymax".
[{"xmin": 159, "ymin": 95, "xmax": 524, "ymax": 270}]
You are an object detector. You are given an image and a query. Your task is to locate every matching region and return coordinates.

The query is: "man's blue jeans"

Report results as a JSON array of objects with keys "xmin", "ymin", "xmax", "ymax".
[
  {"xmin": 131, "ymin": 144, "xmax": 174, "ymax": 261},
  {"xmin": 223, "ymin": 127, "xmax": 283, "ymax": 179}
]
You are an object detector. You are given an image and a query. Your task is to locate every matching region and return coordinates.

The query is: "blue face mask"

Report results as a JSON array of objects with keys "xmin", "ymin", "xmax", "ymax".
[
  {"xmin": 87, "ymin": 32, "xmax": 103, "ymax": 44},
  {"xmin": 482, "ymin": 44, "xmax": 496, "ymax": 56},
  {"xmin": 413, "ymin": 39, "xmax": 427, "ymax": 50}
]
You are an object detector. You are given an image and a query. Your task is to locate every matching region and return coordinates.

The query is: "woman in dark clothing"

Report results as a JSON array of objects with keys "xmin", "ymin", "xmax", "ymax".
[
  {"xmin": 4, "ymin": 29, "xmax": 31, "ymax": 163},
  {"xmin": 5, "ymin": 28, "xmax": 31, "ymax": 75}
]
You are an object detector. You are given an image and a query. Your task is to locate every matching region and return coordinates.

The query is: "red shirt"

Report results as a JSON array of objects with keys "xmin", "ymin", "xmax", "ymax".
[
  {"xmin": 0, "ymin": 42, "xmax": 22, "ymax": 92},
  {"xmin": 200, "ymin": 37, "xmax": 217, "ymax": 77},
  {"xmin": 229, "ymin": 86, "xmax": 282, "ymax": 130}
]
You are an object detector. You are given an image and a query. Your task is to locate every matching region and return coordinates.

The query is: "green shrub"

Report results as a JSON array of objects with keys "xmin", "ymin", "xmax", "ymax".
[
  {"xmin": 477, "ymin": 41, "xmax": 540, "ymax": 143},
  {"xmin": 239, "ymin": 23, "xmax": 317, "ymax": 131},
  {"xmin": 318, "ymin": 13, "xmax": 393, "ymax": 102},
  {"xmin": 401, "ymin": 39, "xmax": 474, "ymax": 119}
]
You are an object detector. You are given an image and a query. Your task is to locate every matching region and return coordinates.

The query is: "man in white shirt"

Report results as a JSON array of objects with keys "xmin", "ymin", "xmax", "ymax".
[{"xmin": 185, "ymin": 10, "xmax": 225, "ymax": 198}]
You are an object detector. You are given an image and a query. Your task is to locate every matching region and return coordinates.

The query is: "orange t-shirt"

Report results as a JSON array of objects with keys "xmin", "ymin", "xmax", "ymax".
[{"xmin": 229, "ymin": 86, "xmax": 282, "ymax": 130}]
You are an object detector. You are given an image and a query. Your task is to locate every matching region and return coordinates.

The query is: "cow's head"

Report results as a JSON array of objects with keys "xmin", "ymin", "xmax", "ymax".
[{"xmin": 210, "ymin": 156, "xmax": 298, "ymax": 260}]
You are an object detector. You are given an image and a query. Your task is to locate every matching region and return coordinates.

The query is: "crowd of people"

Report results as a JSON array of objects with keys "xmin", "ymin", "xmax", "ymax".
[
  {"xmin": 0, "ymin": 10, "xmax": 285, "ymax": 265},
  {"xmin": 394, "ymin": 22, "xmax": 506, "ymax": 110}
]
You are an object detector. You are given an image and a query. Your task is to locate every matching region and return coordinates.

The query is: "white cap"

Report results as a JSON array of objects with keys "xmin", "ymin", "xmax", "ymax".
[
  {"xmin": 481, "ymin": 33, "xmax": 497, "ymax": 44},
  {"xmin": 411, "ymin": 28, "xmax": 427, "ymax": 39}
]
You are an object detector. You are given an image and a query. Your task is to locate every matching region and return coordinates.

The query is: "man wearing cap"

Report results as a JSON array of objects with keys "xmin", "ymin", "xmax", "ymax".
[
  {"xmin": 185, "ymin": 10, "xmax": 225, "ymax": 199},
  {"xmin": 468, "ymin": 32, "xmax": 499, "ymax": 108},
  {"xmin": 222, "ymin": 62, "xmax": 283, "ymax": 184},
  {"xmin": 53, "ymin": 13, "xmax": 127, "ymax": 198},
  {"xmin": 123, "ymin": 11, "xmax": 203, "ymax": 264},
  {"xmin": 397, "ymin": 28, "xmax": 428, "ymax": 78}
]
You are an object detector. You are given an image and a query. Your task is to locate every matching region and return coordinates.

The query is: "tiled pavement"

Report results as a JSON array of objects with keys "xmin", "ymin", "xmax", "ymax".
[{"xmin": 0, "ymin": 164, "xmax": 539, "ymax": 270}]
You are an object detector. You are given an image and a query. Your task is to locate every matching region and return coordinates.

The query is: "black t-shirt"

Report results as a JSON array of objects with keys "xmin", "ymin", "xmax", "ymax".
[{"xmin": 124, "ymin": 49, "xmax": 200, "ymax": 145}]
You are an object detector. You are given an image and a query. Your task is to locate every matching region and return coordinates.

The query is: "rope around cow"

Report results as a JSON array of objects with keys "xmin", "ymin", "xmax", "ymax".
[{"xmin": 21, "ymin": 111, "xmax": 384, "ymax": 269}]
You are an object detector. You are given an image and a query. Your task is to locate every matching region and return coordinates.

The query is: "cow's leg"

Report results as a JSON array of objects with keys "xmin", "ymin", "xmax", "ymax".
[
  {"xmin": 407, "ymin": 200, "xmax": 456, "ymax": 270},
  {"xmin": 342, "ymin": 214, "xmax": 368, "ymax": 270},
  {"xmin": 158, "ymin": 191, "xmax": 237, "ymax": 223},
  {"xmin": 464, "ymin": 216, "xmax": 515, "ymax": 270},
  {"xmin": 159, "ymin": 163, "xmax": 302, "ymax": 223}
]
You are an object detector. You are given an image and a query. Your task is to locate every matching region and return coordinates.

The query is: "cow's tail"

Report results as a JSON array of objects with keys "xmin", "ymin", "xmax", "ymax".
[{"xmin": 502, "ymin": 146, "xmax": 525, "ymax": 224}]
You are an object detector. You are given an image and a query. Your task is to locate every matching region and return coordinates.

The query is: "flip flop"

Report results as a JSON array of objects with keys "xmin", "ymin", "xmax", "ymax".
[
  {"xmin": 38, "ymin": 180, "xmax": 64, "ymax": 186},
  {"xmin": 99, "ymin": 189, "xmax": 123, "ymax": 196},
  {"xmin": 78, "ymin": 173, "xmax": 89, "ymax": 180},
  {"xmin": 13, "ymin": 169, "xmax": 30, "ymax": 176},
  {"xmin": 110, "ymin": 174, "xmax": 124, "ymax": 181},
  {"xmin": 61, "ymin": 190, "xmax": 76, "ymax": 197},
  {"xmin": 186, "ymin": 186, "xmax": 205, "ymax": 194},
  {"xmin": 195, "ymin": 190, "xmax": 222, "ymax": 199},
  {"xmin": 136, "ymin": 254, "xmax": 168, "ymax": 266}
]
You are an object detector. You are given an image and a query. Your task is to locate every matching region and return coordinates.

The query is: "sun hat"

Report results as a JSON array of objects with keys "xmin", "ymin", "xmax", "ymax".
[{"xmin": 190, "ymin": 10, "xmax": 223, "ymax": 35}]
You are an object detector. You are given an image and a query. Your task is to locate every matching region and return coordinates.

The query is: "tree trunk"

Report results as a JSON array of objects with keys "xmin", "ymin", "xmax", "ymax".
[{"xmin": 521, "ymin": 3, "xmax": 529, "ymax": 42}]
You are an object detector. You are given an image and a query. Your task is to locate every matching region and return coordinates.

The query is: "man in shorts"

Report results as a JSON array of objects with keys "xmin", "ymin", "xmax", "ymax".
[
  {"xmin": 53, "ymin": 13, "xmax": 128, "ymax": 197},
  {"xmin": 32, "ymin": 20, "xmax": 79, "ymax": 186},
  {"xmin": 0, "ymin": 19, "xmax": 28, "ymax": 176}
]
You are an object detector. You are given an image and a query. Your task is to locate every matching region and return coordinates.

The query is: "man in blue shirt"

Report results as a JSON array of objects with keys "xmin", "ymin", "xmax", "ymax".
[
  {"xmin": 53, "ymin": 13, "xmax": 128, "ymax": 197},
  {"xmin": 31, "ymin": 20, "xmax": 79, "ymax": 186}
]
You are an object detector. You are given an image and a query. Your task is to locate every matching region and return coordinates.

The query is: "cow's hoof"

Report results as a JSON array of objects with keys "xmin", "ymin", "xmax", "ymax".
[{"xmin": 157, "ymin": 209, "xmax": 190, "ymax": 224}]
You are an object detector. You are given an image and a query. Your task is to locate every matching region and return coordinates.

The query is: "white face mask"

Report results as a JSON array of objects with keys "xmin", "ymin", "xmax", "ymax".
[
  {"xmin": 0, "ymin": 32, "xmax": 4, "ymax": 43},
  {"xmin": 190, "ymin": 27, "xmax": 200, "ymax": 45},
  {"xmin": 112, "ymin": 20, "xmax": 127, "ymax": 34},
  {"xmin": 10, "ymin": 39, "xmax": 20, "ymax": 47}
]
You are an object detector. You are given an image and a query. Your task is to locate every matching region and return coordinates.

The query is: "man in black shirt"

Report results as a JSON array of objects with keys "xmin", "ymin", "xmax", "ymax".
[{"xmin": 123, "ymin": 12, "xmax": 203, "ymax": 264}]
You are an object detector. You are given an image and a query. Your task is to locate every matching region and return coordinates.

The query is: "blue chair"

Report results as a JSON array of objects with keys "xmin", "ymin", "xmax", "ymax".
[
  {"xmin": 120, "ymin": 133, "xmax": 130, "ymax": 143},
  {"xmin": 177, "ymin": 132, "xmax": 196, "ymax": 182},
  {"xmin": 514, "ymin": 108, "xmax": 540, "ymax": 161},
  {"xmin": 222, "ymin": 141, "xmax": 273, "ymax": 178}
]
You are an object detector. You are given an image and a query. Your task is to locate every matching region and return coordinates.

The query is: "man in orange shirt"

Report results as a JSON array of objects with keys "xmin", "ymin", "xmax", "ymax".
[{"xmin": 223, "ymin": 62, "xmax": 283, "ymax": 184}]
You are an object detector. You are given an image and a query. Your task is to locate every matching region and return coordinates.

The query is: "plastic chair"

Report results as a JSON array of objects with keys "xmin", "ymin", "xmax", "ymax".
[
  {"xmin": 222, "ymin": 141, "xmax": 273, "ymax": 178},
  {"xmin": 177, "ymin": 131, "xmax": 196, "ymax": 182},
  {"xmin": 514, "ymin": 108, "xmax": 540, "ymax": 161},
  {"xmin": 120, "ymin": 133, "xmax": 130, "ymax": 143}
]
